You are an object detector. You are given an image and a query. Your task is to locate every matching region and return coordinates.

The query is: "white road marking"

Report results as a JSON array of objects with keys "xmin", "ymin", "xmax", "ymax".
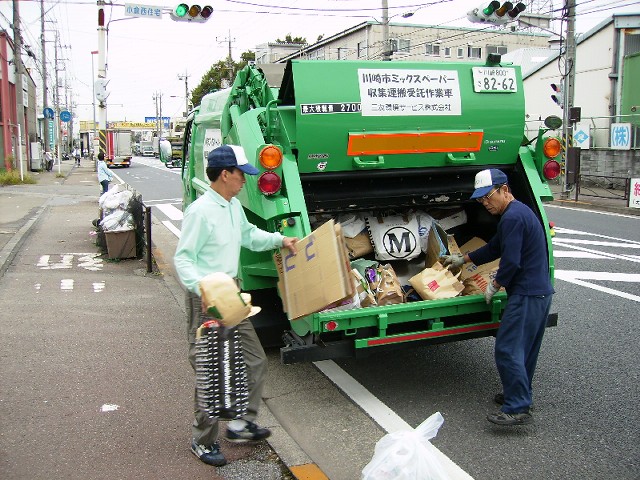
[
  {"xmin": 162, "ymin": 220, "xmax": 181, "ymax": 238},
  {"xmin": 553, "ymin": 251, "xmax": 610, "ymax": 259},
  {"xmin": 553, "ymin": 241, "xmax": 640, "ymax": 263},
  {"xmin": 93, "ymin": 281, "xmax": 106, "ymax": 293},
  {"xmin": 60, "ymin": 279, "xmax": 74, "ymax": 291},
  {"xmin": 555, "ymin": 270, "xmax": 640, "ymax": 302},
  {"xmin": 155, "ymin": 203, "xmax": 184, "ymax": 221},
  {"xmin": 554, "ymin": 239, "xmax": 640, "ymax": 248},
  {"xmin": 546, "ymin": 204, "xmax": 640, "ymax": 219},
  {"xmin": 314, "ymin": 360, "xmax": 474, "ymax": 480},
  {"xmin": 37, "ymin": 253, "xmax": 103, "ymax": 271}
]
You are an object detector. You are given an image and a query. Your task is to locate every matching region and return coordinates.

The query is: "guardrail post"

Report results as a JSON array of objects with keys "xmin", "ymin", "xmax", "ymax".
[{"xmin": 145, "ymin": 205, "xmax": 152, "ymax": 273}]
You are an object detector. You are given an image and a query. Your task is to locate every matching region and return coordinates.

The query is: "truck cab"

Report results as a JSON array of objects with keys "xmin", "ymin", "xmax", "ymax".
[{"xmin": 180, "ymin": 59, "xmax": 561, "ymax": 363}]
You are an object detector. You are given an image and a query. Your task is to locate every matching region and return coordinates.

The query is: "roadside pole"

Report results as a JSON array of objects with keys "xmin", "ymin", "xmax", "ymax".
[{"xmin": 97, "ymin": 1, "xmax": 107, "ymax": 159}]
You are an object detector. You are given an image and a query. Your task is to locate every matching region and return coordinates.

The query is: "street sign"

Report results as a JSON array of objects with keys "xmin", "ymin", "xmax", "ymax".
[
  {"xmin": 610, "ymin": 123, "xmax": 631, "ymax": 150},
  {"xmin": 573, "ymin": 122, "xmax": 591, "ymax": 150},
  {"xmin": 60, "ymin": 110, "xmax": 72, "ymax": 122},
  {"xmin": 124, "ymin": 3, "xmax": 163, "ymax": 19},
  {"xmin": 630, "ymin": 178, "xmax": 640, "ymax": 209},
  {"xmin": 43, "ymin": 107, "xmax": 54, "ymax": 119}
]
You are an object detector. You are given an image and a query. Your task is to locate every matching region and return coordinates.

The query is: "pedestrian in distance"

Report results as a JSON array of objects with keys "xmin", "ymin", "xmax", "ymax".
[
  {"xmin": 44, "ymin": 151, "xmax": 53, "ymax": 172},
  {"xmin": 441, "ymin": 168, "xmax": 554, "ymax": 427},
  {"xmin": 73, "ymin": 147, "xmax": 81, "ymax": 166},
  {"xmin": 96, "ymin": 152, "xmax": 113, "ymax": 194},
  {"xmin": 174, "ymin": 144, "xmax": 298, "ymax": 467}
]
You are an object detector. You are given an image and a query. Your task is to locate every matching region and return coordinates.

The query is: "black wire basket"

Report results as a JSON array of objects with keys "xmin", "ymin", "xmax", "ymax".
[{"xmin": 194, "ymin": 320, "xmax": 249, "ymax": 420}]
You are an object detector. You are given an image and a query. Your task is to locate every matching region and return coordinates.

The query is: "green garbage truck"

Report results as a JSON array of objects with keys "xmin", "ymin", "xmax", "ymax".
[{"xmin": 179, "ymin": 59, "xmax": 561, "ymax": 364}]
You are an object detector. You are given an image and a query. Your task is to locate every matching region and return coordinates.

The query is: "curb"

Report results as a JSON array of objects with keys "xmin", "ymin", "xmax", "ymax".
[{"xmin": 0, "ymin": 202, "xmax": 48, "ymax": 279}]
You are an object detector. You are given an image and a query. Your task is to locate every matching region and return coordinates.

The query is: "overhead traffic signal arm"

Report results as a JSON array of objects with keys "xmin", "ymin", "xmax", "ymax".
[
  {"xmin": 170, "ymin": 3, "xmax": 213, "ymax": 22},
  {"xmin": 467, "ymin": 2, "xmax": 526, "ymax": 25}
]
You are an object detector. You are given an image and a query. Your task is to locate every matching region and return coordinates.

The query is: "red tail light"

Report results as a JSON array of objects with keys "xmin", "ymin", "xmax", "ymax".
[
  {"xmin": 543, "ymin": 160, "xmax": 561, "ymax": 179},
  {"xmin": 325, "ymin": 321, "xmax": 338, "ymax": 331},
  {"xmin": 257, "ymin": 171, "xmax": 281, "ymax": 195}
]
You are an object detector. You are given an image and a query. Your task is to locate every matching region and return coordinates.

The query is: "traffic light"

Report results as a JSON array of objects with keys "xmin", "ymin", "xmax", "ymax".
[
  {"xmin": 550, "ymin": 83, "xmax": 564, "ymax": 108},
  {"xmin": 170, "ymin": 3, "xmax": 213, "ymax": 22},
  {"xmin": 467, "ymin": 2, "xmax": 526, "ymax": 25}
]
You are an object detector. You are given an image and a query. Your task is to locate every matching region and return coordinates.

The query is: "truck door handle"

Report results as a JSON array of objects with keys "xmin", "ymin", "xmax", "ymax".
[
  {"xmin": 353, "ymin": 155, "xmax": 385, "ymax": 168},
  {"xmin": 446, "ymin": 153, "xmax": 476, "ymax": 164}
]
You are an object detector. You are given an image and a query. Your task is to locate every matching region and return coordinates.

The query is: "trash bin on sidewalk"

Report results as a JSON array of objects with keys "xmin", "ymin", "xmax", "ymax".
[{"xmin": 104, "ymin": 229, "xmax": 137, "ymax": 259}]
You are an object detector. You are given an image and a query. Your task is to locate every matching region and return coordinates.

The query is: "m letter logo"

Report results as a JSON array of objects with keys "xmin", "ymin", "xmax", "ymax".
[{"xmin": 383, "ymin": 227, "xmax": 418, "ymax": 259}]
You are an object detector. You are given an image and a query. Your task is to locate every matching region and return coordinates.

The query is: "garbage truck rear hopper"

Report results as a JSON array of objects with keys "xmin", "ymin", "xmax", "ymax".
[{"xmin": 181, "ymin": 60, "xmax": 561, "ymax": 364}]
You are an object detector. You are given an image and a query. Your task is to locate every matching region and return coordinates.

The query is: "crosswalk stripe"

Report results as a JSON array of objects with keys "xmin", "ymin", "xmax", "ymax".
[{"xmin": 155, "ymin": 203, "xmax": 184, "ymax": 221}]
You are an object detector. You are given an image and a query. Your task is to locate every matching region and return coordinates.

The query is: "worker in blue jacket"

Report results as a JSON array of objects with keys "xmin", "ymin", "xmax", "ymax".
[{"xmin": 442, "ymin": 168, "xmax": 554, "ymax": 426}]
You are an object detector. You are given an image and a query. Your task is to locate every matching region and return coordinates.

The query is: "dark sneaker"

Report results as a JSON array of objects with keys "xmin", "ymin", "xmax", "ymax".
[
  {"xmin": 225, "ymin": 421, "xmax": 271, "ymax": 443},
  {"xmin": 191, "ymin": 440, "xmax": 227, "ymax": 466},
  {"xmin": 487, "ymin": 411, "xmax": 533, "ymax": 426}
]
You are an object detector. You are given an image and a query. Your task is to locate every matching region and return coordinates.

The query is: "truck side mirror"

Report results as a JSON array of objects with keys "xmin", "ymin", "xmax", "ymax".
[{"xmin": 544, "ymin": 115, "xmax": 562, "ymax": 130}]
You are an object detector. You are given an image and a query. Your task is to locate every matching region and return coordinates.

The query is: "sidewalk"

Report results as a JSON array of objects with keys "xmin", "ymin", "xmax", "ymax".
[
  {"xmin": 1, "ymin": 162, "xmax": 638, "ymax": 480},
  {"xmin": 0, "ymin": 160, "xmax": 312, "ymax": 480}
]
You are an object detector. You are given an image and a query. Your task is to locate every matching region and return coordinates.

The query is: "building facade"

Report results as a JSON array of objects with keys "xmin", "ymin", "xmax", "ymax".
[{"xmin": 276, "ymin": 21, "xmax": 551, "ymax": 64}]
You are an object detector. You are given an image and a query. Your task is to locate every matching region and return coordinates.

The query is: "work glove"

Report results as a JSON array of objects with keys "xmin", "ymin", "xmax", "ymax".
[
  {"xmin": 440, "ymin": 254, "xmax": 465, "ymax": 269},
  {"xmin": 485, "ymin": 281, "xmax": 499, "ymax": 304}
]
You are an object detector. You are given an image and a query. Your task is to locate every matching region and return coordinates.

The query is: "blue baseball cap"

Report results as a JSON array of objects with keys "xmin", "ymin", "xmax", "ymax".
[
  {"xmin": 470, "ymin": 169, "xmax": 508, "ymax": 199},
  {"xmin": 207, "ymin": 145, "xmax": 259, "ymax": 175}
]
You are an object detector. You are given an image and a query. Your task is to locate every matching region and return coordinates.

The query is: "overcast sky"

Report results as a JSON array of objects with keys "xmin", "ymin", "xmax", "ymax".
[{"xmin": 1, "ymin": 0, "xmax": 638, "ymax": 125}]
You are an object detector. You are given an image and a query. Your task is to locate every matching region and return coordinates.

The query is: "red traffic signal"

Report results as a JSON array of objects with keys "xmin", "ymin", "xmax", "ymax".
[
  {"xmin": 170, "ymin": 3, "xmax": 213, "ymax": 22},
  {"xmin": 467, "ymin": 2, "xmax": 526, "ymax": 25}
]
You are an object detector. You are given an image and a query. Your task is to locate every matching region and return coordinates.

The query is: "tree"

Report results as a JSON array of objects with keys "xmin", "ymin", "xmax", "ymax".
[
  {"xmin": 190, "ymin": 51, "xmax": 256, "ymax": 108},
  {"xmin": 275, "ymin": 34, "xmax": 306, "ymax": 44}
]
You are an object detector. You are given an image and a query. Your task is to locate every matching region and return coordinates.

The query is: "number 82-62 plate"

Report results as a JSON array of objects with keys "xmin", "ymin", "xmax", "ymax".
[{"xmin": 472, "ymin": 67, "xmax": 518, "ymax": 93}]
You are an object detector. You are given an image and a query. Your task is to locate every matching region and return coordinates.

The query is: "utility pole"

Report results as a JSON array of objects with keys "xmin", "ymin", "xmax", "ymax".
[
  {"xmin": 12, "ymin": 0, "xmax": 27, "ymax": 172},
  {"xmin": 54, "ymin": 30, "xmax": 62, "ymax": 173},
  {"xmin": 178, "ymin": 72, "xmax": 190, "ymax": 117},
  {"xmin": 382, "ymin": 0, "xmax": 390, "ymax": 61},
  {"xmin": 40, "ymin": 0, "xmax": 50, "ymax": 156},
  {"xmin": 216, "ymin": 32, "xmax": 236, "ymax": 85},
  {"xmin": 562, "ymin": 0, "xmax": 577, "ymax": 195},
  {"xmin": 97, "ymin": 1, "xmax": 107, "ymax": 159}
]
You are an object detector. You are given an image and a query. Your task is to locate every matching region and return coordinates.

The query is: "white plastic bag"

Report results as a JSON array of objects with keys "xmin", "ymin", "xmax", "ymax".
[{"xmin": 361, "ymin": 412, "xmax": 449, "ymax": 480}]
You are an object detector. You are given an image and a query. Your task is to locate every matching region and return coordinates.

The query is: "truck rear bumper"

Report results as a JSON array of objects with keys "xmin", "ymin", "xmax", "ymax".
[{"xmin": 280, "ymin": 313, "xmax": 558, "ymax": 364}]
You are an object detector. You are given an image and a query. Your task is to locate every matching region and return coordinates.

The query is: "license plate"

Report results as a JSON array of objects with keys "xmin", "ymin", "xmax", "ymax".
[{"xmin": 472, "ymin": 67, "xmax": 517, "ymax": 93}]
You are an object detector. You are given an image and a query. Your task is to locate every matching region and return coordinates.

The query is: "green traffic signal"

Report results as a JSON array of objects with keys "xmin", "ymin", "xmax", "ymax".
[
  {"xmin": 175, "ymin": 3, "xmax": 188, "ymax": 17},
  {"xmin": 171, "ymin": 3, "xmax": 213, "ymax": 22},
  {"xmin": 482, "ymin": 1, "xmax": 500, "ymax": 16}
]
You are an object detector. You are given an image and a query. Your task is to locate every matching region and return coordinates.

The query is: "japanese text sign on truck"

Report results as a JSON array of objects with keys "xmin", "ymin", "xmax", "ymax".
[{"xmin": 181, "ymin": 58, "xmax": 560, "ymax": 364}]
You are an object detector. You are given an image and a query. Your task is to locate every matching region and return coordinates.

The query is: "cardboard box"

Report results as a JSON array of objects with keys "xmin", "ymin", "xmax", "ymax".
[
  {"xmin": 458, "ymin": 237, "xmax": 500, "ymax": 281},
  {"xmin": 277, "ymin": 220, "xmax": 353, "ymax": 320},
  {"xmin": 105, "ymin": 229, "xmax": 137, "ymax": 259},
  {"xmin": 457, "ymin": 237, "xmax": 501, "ymax": 295}
]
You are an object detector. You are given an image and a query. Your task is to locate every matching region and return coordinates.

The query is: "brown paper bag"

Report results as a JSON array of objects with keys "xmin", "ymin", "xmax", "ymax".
[
  {"xmin": 409, "ymin": 261, "xmax": 464, "ymax": 300},
  {"xmin": 345, "ymin": 232, "xmax": 374, "ymax": 259},
  {"xmin": 373, "ymin": 264, "xmax": 405, "ymax": 306}
]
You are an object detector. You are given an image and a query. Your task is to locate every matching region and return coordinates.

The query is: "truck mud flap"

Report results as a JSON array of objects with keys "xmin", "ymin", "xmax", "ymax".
[{"xmin": 281, "ymin": 331, "xmax": 354, "ymax": 365}]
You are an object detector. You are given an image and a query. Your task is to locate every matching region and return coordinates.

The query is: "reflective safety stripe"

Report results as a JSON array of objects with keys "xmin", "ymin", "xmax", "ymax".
[{"xmin": 366, "ymin": 321, "xmax": 500, "ymax": 346}]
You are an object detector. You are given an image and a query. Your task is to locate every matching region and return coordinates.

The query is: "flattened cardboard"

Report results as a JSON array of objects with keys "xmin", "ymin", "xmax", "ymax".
[{"xmin": 278, "ymin": 220, "xmax": 352, "ymax": 320}]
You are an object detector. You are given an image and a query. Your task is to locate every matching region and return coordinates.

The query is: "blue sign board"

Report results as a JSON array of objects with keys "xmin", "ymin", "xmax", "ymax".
[
  {"xmin": 60, "ymin": 110, "xmax": 72, "ymax": 122},
  {"xmin": 145, "ymin": 116, "xmax": 171, "ymax": 128},
  {"xmin": 43, "ymin": 107, "xmax": 54, "ymax": 119}
]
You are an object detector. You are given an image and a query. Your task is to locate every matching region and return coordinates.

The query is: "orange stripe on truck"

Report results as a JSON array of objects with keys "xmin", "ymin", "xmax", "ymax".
[{"xmin": 347, "ymin": 131, "xmax": 483, "ymax": 156}]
